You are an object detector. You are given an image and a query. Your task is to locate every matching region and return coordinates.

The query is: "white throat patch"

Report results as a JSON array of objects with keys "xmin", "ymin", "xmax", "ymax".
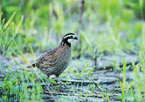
[{"xmin": 67, "ymin": 39, "xmax": 74, "ymax": 43}]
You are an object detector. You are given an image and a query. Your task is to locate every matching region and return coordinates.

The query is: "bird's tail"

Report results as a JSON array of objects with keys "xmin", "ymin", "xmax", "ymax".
[{"xmin": 27, "ymin": 63, "xmax": 36, "ymax": 68}]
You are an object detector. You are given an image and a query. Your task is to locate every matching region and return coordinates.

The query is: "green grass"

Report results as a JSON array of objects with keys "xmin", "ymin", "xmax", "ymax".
[
  {"xmin": 1, "ymin": 69, "xmax": 44, "ymax": 101},
  {"xmin": 1, "ymin": 0, "xmax": 145, "ymax": 101}
]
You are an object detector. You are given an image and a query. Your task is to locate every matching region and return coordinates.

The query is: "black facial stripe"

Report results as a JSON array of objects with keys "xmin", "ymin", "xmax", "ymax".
[
  {"xmin": 66, "ymin": 36, "xmax": 73, "ymax": 39},
  {"xmin": 61, "ymin": 38, "xmax": 71, "ymax": 47}
]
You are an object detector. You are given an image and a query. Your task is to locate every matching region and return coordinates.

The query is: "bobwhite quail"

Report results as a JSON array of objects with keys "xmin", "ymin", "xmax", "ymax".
[{"xmin": 28, "ymin": 33, "xmax": 78, "ymax": 87}]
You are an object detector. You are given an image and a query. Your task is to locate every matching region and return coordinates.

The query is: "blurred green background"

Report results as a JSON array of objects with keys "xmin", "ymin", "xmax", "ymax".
[{"xmin": 0, "ymin": 0, "xmax": 144, "ymax": 57}]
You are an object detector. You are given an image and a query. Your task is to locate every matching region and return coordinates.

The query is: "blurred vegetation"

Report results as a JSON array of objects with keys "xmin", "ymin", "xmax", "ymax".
[{"xmin": 0, "ymin": 0, "xmax": 144, "ymax": 57}]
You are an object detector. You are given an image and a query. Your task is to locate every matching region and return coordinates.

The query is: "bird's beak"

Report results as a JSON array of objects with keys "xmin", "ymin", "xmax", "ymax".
[{"xmin": 74, "ymin": 37, "xmax": 78, "ymax": 40}]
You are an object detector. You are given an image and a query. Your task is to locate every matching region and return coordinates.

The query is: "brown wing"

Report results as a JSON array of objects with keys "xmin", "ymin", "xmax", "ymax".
[
  {"xmin": 29, "ymin": 47, "xmax": 58, "ymax": 68},
  {"xmin": 36, "ymin": 47, "xmax": 58, "ymax": 62},
  {"xmin": 35, "ymin": 52, "xmax": 60, "ymax": 75}
]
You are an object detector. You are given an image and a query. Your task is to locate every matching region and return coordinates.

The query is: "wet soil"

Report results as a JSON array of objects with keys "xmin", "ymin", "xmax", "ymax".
[{"xmin": 0, "ymin": 53, "xmax": 138, "ymax": 102}]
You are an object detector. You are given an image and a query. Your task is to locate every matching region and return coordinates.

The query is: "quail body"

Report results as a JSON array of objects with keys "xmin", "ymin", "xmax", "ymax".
[{"xmin": 29, "ymin": 33, "xmax": 78, "ymax": 87}]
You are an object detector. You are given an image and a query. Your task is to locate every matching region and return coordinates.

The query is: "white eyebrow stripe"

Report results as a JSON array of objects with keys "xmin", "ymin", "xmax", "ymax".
[{"xmin": 63, "ymin": 35, "xmax": 74, "ymax": 39}]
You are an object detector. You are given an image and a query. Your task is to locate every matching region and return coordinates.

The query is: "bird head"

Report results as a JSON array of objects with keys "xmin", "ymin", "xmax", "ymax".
[{"xmin": 61, "ymin": 33, "xmax": 78, "ymax": 46}]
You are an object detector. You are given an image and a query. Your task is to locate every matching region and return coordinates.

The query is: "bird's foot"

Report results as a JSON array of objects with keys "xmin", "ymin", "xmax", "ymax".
[
  {"xmin": 59, "ymin": 80, "xmax": 69, "ymax": 88},
  {"xmin": 56, "ymin": 78, "xmax": 69, "ymax": 89}
]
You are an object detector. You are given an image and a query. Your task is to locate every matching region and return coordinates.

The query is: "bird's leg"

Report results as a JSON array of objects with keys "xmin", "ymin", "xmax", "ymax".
[
  {"xmin": 55, "ymin": 76, "xmax": 68, "ymax": 88},
  {"xmin": 45, "ymin": 76, "xmax": 52, "ymax": 91},
  {"xmin": 45, "ymin": 76, "xmax": 53, "ymax": 97}
]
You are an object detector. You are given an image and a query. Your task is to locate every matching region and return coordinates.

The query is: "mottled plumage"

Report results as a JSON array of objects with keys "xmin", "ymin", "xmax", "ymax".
[{"xmin": 28, "ymin": 33, "xmax": 78, "ymax": 87}]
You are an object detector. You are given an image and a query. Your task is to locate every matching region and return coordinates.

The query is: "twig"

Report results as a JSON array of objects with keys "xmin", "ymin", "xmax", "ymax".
[
  {"xmin": 94, "ymin": 46, "xmax": 98, "ymax": 70},
  {"xmin": 59, "ymin": 79, "xmax": 117, "ymax": 85},
  {"xmin": 76, "ymin": 0, "xmax": 85, "ymax": 58},
  {"xmin": 96, "ymin": 61, "xmax": 139, "ymax": 71},
  {"xmin": 44, "ymin": 90, "xmax": 121, "ymax": 98},
  {"xmin": 77, "ymin": 0, "xmax": 85, "ymax": 34}
]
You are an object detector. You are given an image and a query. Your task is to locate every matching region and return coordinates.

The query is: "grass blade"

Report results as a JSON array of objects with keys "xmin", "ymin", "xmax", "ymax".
[{"xmin": 4, "ymin": 12, "xmax": 16, "ymax": 29}]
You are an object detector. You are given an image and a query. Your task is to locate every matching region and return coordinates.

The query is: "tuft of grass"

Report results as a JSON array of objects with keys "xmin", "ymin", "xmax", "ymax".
[{"xmin": 2, "ymin": 68, "xmax": 44, "ymax": 101}]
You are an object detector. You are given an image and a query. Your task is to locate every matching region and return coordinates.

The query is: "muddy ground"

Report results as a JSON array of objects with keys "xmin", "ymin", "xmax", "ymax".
[{"xmin": 0, "ymin": 53, "xmax": 138, "ymax": 102}]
